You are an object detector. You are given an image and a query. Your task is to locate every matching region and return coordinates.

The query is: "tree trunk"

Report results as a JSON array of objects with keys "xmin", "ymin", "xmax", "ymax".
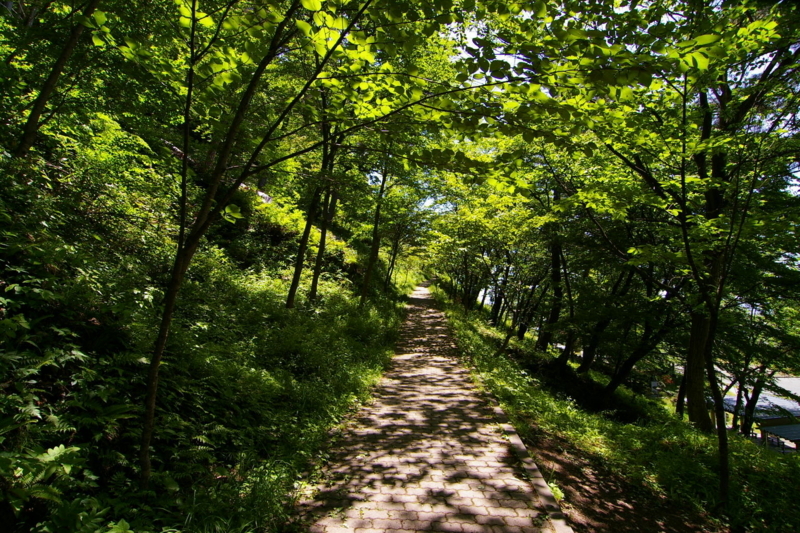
[
  {"xmin": 577, "ymin": 318, "xmax": 611, "ymax": 373},
  {"xmin": 489, "ymin": 269, "xmax": 504, "ymax": 325},
  {"xmin": 520, "ymin": 282, "xmax": 549, "ymax": 340},
  {"xmin": 139, "ymin": 246, "xmax": 194, "ymax": 488},
  {"xmin": 579, "ymin": 269, "xmax": 635, "ymax": 372},
  {"xmin": 676, "ymin": 371, "xmax": 687, "ymax": 418},
  {"xmin": 742, "ymin": 373, "xmax": 766, "ymax": 437},
  {"xmin": 731, "ymin": 380, "xmax": 744, "ymax": 431},
  {"xmin": 494, "ymin": 263, "xmax": 512, "ymax": 325},
  {"xmin": 555, "ymin": 330, "xmax": 575, "ymax": 366},
  {"xmin": 554, "ymin": 247, "xmax": 575, "ymax": 367},
  {"xmin": 536, "ymin": 239, "xmax": 562, "ymax": 352},
  {"xmin": 140, "ymin": 2, "xmax": 197, "ymax": 488},
  {"xmin": 309, "ymin": 190, "xmax": 336, "ymax": 301},
  {"xmin": 703, "ymin": 309, "xmax": 729, "ymax": 510},
  {"xmin": 360, "ymin": 170, "xmax": 388, "ymax": 306},
  {"xmin": 604, "ymin": 320, "xmax": 670, "ymax": 395},
  {"xmin": 495, "ymin": 296, "xmax": 525, "ymax": 358},
  {"xmin": 15, "ymin": 0, "xmax": 103, "ymax": 157},
  {"xmin": 686, "ymin": 311, "xmax": 713, "ymax": 431},
  {"xmin": 383, "ymin": 234, "xmax": 401, "ymax": 288},
  {"xmin": 490, "ymin": 290, "xmax": 503, "ymax": 324},
  {"xmin": 286, "ymin": 187, "xmax": 322, "ymax": 308},
  {"xmin": 515, "ymin": 285, "xmax": 535, "ymax": 339},
  {"xmin": 497, "ymin": 299, "xmax": 509, "ymax": 326}
]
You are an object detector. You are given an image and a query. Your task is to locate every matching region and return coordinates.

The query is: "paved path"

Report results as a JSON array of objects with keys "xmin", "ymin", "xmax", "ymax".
[{"xmin": 297, "ymin": 285, "xmax": 571, "ymax": 533}]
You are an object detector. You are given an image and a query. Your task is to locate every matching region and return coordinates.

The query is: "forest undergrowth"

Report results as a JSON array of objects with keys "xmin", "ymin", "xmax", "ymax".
[
  {"xmin": 0, "ymin": 154, "xmax": 421, "ymax": 533},
  {"xmin": 432, "ymin": 286, "xmax": 800, "ymax": 533}
]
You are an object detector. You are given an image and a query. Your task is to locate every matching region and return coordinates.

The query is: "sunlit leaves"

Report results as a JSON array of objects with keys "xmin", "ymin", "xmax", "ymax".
[
  {"xmin": 296, "ymin": 19, "xmax": 312, "ymax": 36},
  {"xmin": 301, "ymin": 0, "xmax": 323, "ymax": 11}
]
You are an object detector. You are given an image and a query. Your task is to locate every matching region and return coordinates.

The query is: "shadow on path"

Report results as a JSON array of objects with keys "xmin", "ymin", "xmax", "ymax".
[{"xmin": 294, "ymin": 285, "xmax": 562, "ymax": 533}]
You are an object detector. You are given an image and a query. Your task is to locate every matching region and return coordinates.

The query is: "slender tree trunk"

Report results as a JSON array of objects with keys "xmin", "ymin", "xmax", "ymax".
[
  {"xmin": 577, "ymin": 270, "xmax": 634, "ymax": 372},
  {"xmin": 536, "ymin": 239, "xmax": 562, "ymax": 352},
  {"xmin": 555, "ymin": 248, "xmax": 574, "ymax": 367},
  {"xmin": 490, "ymin": 293, "xmax": 503, "ymax": 324},
  {"xmin": 491, "ymin": 264, "xmax": 511, "ymax": 325},
  {"xmin": 139, "ymin": 249, "xmax": 192, "ymax": 488},
  {"xmin": 515, "ymin": 283, "xmax": 536, "ymax": 339},
  {"xmin": 489, "ymin": 276, "xmax": 502, "ymax": 324},
  {"xmin": 520, "ymin": 282, "xmax": 548, "ymax": 341},
  {"xmin": 731, "ymin": 380, "xmax": 744, "ymax": 431},
  {"xmin": 676, "ymin": 372, "xmax": 687, "ymax": 418},
  {"xmin": 360, "ymin": 169, "xmax": 388, "ymax": 307},
  {"xmin": 286, "ymin": 187, "xmax": 322, "ymax": 308},
  {"xmin": 498, "ymin": 299, "xmax": 509, "ymax": 325},
  {"xmin": 495, "ymin": 298, "xmax": 525, "ymax": 358},
  {"xmin": 384, "ymin": 235, "xmax": 401, "ymax": 288},
  {"xmin": 742, "ymin": 372, "xmax": 767, "ymax": 437},
  {"xmin": 556, "ymin": 330, "xmax": 575, "ymax": 366},
  {"xmin": 309, "ymin": 190, "xmax": 336, "ymax": 301},
  {"xmin": 577, "ymin": 318, "xmax": 611, "ymax": 372},
  {"xmin": 15, "ymin": 0, "xmax": 102, "ymax": 157},
  {"xmin": 517, "ymin": 274, "xmax": 547, "ymax": 339},
  {"xmin": 604, "ymin": 321, "xmax": 670, "ymax": 394}
]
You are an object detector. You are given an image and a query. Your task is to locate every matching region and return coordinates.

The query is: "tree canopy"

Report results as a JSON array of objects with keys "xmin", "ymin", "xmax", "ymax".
[{"xmin": 2, "ymin": 0, "xmax": 799, "ymax": 531}]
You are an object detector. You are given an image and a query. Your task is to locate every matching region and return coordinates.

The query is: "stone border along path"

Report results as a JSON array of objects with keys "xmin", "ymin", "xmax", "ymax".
[{"xmin": 296, "ymin": 284, "xmax": 574, "ymax": 533}]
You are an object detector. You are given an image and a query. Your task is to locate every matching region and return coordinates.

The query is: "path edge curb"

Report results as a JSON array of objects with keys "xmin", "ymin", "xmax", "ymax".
[{"xmin": 484, "ymin": 392, "xmax": 575, "ymax": 533}]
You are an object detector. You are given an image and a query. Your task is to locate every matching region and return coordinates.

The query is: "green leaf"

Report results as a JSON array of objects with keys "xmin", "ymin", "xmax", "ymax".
[
  {"xmin": 93, "ymin": 11, "xmax": 107, "ymax": 26},
  {"xmin": 75, "ymin": 14, "xmax": 91, "ymax": 27},
  {"xmin": 163, "ymin": 476, "xmax": 180, "ymax": 492},
  {"xmin": 296, "ymin": 20, "xmax": 312, "ymax": 36},
  {"xmin": 693, "ymin": 34, "xmax": 722, "ymax": 46},
  {"xmin": 223, "ymin": 204, "xmax": 245, "ymax": 223},
  {"xmin": 199, "ymin": 14, "xmax": 216, "ymax": 28},
  {"xmin": 301, "ymin": 0, "xmax": 322, "ymax": 11},
  {"xmin": 533, "ymin": 0, "xmax": 547, "ymax": 18},
  {"xmin": 106, "ymin": 520, "xmax": 134, "ymax": 533},
  {"xmin": 688, "ymin": 51, "xmax": 709, "ymax": 70}
]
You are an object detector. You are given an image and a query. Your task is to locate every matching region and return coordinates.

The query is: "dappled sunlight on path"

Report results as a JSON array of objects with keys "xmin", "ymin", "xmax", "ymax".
[{"xmin": 296, "ymin": 285, "xmax": 572, "ymax": 533}]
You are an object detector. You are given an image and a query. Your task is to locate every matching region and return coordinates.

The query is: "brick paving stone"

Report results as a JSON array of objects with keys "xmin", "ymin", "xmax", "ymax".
[{"xmin": 296, "ymin": 285, "xmax": 568, "ymax": 532}]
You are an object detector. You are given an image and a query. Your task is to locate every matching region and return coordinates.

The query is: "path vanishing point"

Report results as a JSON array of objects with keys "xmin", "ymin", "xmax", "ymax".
[{"xmin": 297, "ymin": 284, "xmax": 574, "ymax": 533}]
